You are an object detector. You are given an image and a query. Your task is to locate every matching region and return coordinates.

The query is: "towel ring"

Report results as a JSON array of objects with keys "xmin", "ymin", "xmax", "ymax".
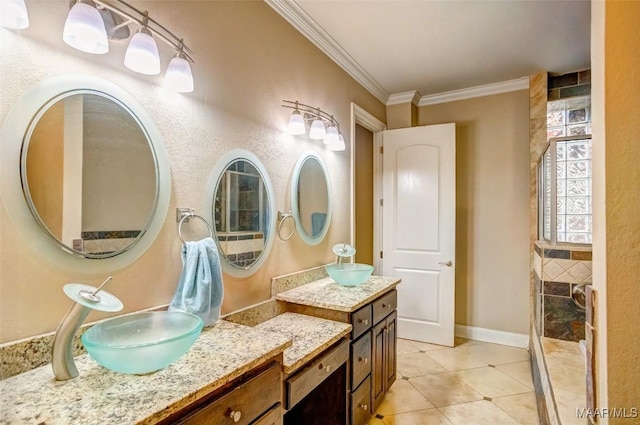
[
  {"xmin": 277, "ymin": 211, "xmax": 296, "ymax": 241},
  {"xmin": 178, "ymin": 213, "xmax": 213, "ymax": 244}
]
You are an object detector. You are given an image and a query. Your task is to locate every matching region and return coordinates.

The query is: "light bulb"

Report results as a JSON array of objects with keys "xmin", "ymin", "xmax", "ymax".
[
  {"xmin": 1, "ymin": 0, "xmax": 29, "ymax": 29},
  {"xmin": 309, "ymin": 118, "xmax": 326, "ymax": 140},
  {"xmin": 323, "ymin": 124, "xmax": 339, "ymax": 145},
  {"xmin": 287, "ymin": 110, "xmax": 306, "ymax": 135},
  {"xmin": 62, "ymin": 1, "xmax": 108, "ymax": 54},
  {"xmin": 326, "ymin": 133, "xmax": 346, "ymax": 151},
  {"xmin": 164, "ymin": 53, "xmax": 194, "ymax": 92},
  {"xmin": 124, "ymin": 28, "xmax": 161, "ymax": 75}
]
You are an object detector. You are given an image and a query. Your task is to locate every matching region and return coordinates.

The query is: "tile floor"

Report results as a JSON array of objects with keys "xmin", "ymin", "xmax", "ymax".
[{"xmin": 368, "ymin": 338, "xmax": 540, "ymax": 425}]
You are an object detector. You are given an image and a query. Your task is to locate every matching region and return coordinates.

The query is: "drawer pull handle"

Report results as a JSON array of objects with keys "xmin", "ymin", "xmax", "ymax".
[
  {"xmin": 359, "ymin": 319, "xmax": 369, "ymax": 325},
  {"xmin": 319, "ymin": 363, "xmax": 332, "ymax": 373},
  {"xmin": 229, "ymin": 410, "xmax": 242, "ymax": 423},
  {"xmin": 358, "ymin": 356, "xmax": 369, "ymax": 364},
  {"xmin": 382, "ymin": 303, "xmax": 392, "ymax": 309},
  {"xmin": 360, "ymin": 404, "xmax": 368, "ymax": 410}
]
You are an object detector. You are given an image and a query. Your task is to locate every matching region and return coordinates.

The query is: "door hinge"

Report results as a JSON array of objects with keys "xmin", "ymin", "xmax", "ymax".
[
  {"xmin": 380, "ymin": 251, "xmax": 383, "ymax": 259},
  {"xmin": 379, "ymin": 198, "xmax": 384, "ymax": 207},
  {"xmin": 379, "ymin": 146, "xmax": 384, "ymax": 154}
]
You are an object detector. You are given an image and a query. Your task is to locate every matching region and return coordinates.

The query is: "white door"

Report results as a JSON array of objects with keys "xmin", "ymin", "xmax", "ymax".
[{"xmin": 382, "ymin": 123, "xmax": 456, "ymax": 347}]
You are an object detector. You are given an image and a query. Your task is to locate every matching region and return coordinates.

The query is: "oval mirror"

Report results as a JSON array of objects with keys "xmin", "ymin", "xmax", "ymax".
[
  {"xmin": 291, "ymin": 151, "xmax": 332, "ymax": 245},
  {"xmin": 21, "ymin": 92, "xmax": 158, "ymax": 258},
  {"xmin": 206, "ymin": 149, "xmax": 275, "ymax": 277},
  {"xmin": 0, "ymin": 75, "xmax": 170, "ymax": 273}
]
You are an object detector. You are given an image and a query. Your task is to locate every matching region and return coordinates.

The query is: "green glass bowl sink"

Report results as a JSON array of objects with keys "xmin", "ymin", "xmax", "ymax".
[
  {"xmin": 81, "ymin": 311, "xmax": 204, "ymax": 375},
  {"xmin": 325, "ymin": 263, "xmax": 374, "ymax": 287}
]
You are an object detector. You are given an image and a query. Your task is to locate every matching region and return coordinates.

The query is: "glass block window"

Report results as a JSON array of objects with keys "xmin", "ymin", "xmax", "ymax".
[
  {"xmin": 538, "ymin": 136, "xmax": 592, "ymax": 245},
  {"xmin": 547, "ymin": 95, "xmax": 591, "ymax": 140}
]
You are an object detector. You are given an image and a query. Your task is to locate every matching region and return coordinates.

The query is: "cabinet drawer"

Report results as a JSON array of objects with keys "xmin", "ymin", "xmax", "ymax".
[
  {"xmin": 372, "ymin": 290, "xmax": 397, "ymax": 325},
  {"xmin": 253, "ymin": 403, "xmax": 282, "ymax": 425},
  {"xmin": 178, "ymin": 363, "xmax": 281, "ymax": 425},
  {"xmin": 351, "ymin": 305, "xmax": 372, "ymax": 339},
  {"xmin": 350, "ymin": 376, "xmax": 371, "ymax": 425},
  {"xmin": 286, "ymin": 339, "xmax": 349, "ymax": 409},
  {"xmin": 351, "ymin": 331, "xmax": 371, "ymax": 389}
]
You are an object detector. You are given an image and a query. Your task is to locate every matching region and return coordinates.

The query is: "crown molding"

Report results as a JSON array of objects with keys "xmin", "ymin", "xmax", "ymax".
[
  {"xmin": 417, "ymin": 77, "xmax": 530, "ymax": 106},
  {"xmin": 265, "ymin": 0, "xmax": 389, "ymax": 104},
  {"xmin": 386, "ymin": 91, "xmax": 423, "ymax": 106}
]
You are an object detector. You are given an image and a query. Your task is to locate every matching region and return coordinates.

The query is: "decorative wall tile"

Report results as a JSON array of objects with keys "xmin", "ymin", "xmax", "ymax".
[
  {"xmin": 542, "ymin": 259, "xmax": 592, "ymax": 284},
  {"xmin": 543, "ymin": 249, "xmax": 571, "ymax": 259},
  {"xmin": 543, "ymin": 296, "xmax": 585, "ymax": 342},
  {"xmin": 534, "ymin": 252, "xmax": 543, "ymax": 279},
  {"xmin": 544, "ymin": 281, "xmax": 571, "ymax": 297}
]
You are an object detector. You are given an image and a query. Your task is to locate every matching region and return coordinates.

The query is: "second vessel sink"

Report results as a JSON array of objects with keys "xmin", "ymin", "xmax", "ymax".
[
  {"xmin": 325, "ymin": 263, "xmax": 374, "ymax": 287},
  {"xmin": 82, "ymin": 311, "xmax": 204, "ymax": 375}
]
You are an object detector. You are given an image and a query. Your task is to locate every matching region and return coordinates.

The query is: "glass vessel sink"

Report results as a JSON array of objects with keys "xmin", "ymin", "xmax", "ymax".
[
  {"xmin": 82, "ymin": 311, "xmax": 204, "ymax": 375},
  {"xmin": 325, "ymin": 263, "xmax": 374, "ymax": 287}
]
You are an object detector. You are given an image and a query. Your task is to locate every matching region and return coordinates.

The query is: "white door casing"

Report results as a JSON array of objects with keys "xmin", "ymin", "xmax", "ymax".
[{"xmin": 382, "ymin": 123, "xmax": 456, "ymax": 347}]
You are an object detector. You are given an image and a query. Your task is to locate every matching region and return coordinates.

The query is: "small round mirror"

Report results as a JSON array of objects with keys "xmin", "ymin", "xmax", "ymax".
[
  {"xmin": 291, "ymin": 151, "xmax": 332, "ymax": 245},
  {"xmin": 207, "ymin": 150, "xmax": 275, "ymax": 277}
]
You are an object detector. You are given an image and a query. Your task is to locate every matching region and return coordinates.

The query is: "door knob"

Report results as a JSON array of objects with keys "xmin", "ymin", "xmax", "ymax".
[{"xmin": 438, "ymin": 260, "xmax": 453, "ymax": 267}]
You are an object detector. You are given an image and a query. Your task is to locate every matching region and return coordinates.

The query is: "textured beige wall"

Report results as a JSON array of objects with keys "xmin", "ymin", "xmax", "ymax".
[
  {"xmin": 386, "ymin": 103, "xmax": 412, "ymax": 129},
  {"xmin": 0, "ymin": 0, "xmax": 385, "ymax": 342},
  {"xmin": 418, "ymin": 91, "xmax": 530, "ymax": 335},
  {"xmin": 599, "ymin": 0, "xmax": 640, "ymax": 419}
]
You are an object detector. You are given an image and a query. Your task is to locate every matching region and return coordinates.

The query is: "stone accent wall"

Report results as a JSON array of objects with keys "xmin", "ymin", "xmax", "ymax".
[{"xmin": 548, "ymin": 70, "xmax": 591, "ymax": 101}]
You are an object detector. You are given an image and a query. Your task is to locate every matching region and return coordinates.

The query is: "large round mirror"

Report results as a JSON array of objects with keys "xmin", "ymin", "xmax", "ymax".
[
  {"xmin": 20, "ymin": 92, "xmax": 157, "ymax": 258},
  {"xmin": 291, "ymin": 151, "xmax": 331, "ymax": 245},
  {"xmin": 0, "ymin": 75, "xmax": 170, "ymax": 273},
  {"xmin": 206, "ymin": 149, "xmax": 275, "ymax": 277}
]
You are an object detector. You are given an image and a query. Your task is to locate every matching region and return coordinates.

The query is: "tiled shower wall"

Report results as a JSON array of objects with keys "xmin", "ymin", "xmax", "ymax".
[{"xmin": 534, "ymin": 242, "xmax": 592, "ymax": 342}]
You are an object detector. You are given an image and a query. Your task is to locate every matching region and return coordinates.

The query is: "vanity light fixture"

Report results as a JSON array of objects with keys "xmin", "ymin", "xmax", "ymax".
[
  {"xmin": 63, "ymin": 0, "xmax": 109, "ymax": 54},
  {"xmin": 124, "ymin": 14, "xmax": 160, "ymax": 75},
  {"xmin": 62, "ymin": 0, "xmax": 195, "ymax": 92},
  {"xmin": 1, "ymin": 0, "xmax": 29, "ymax": 29},
  {"xmin": 282, "ymin": 100, "xmax": 345, "ymax": 151}
]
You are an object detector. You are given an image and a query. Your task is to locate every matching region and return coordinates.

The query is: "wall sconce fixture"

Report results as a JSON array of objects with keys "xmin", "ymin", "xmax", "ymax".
[
  {"xmin": 62, "ymin": 0, "xmax": 195, "ymax": 92},
  {"xmin": 1, "ymin": 0, "xmax": 30, "ymax": 29},
  {"xmin": 282, "ymin": 100, "xmax": 345, "ymax": 151}
]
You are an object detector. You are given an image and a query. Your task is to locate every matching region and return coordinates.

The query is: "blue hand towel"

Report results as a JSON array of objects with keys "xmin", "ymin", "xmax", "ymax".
[
  {"xmin": 311, "ymin": 212, "xmax": 327, "ymax": 237},
  {"xmin": 169, "ymin": 237, "xmax": 224, "ymax": 325}
]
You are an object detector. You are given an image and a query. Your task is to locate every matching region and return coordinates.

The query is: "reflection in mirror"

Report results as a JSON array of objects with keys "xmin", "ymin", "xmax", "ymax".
[
  {"xmin": 21, "ymin": 92, "xmax": 157, "ymax": 258},
  {"xmin": 291, "ymin": 152, "xmax": 331, "ymax": 245},
  {"xmin": 209, "ymin": 151, "xmax": 275, "ymax": 277}
]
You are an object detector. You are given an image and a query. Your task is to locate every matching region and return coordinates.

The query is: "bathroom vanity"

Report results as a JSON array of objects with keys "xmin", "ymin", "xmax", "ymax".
[
  {"xmin": 276, "ymin": 275, "xmax": 400, "ymax": 425},
  {"xmin": 0, "ymin": 274, "xmax": 399, "ymax": 425}
]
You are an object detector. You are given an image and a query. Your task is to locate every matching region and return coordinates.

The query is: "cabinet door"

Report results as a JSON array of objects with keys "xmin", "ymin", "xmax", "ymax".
[
  {"xmin": 253, "ymin": 404, "xmax": 282, "ymax": 425},
  {"xmin": 371, "ymin": 320, "xmax": 386, "ymax": 409},
  {"xmin": 385, "ymin": 311, "xmax": 397, "ymax": 391}
]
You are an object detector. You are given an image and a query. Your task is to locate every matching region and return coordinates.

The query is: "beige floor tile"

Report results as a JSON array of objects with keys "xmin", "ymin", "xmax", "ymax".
[
  {"xmin": 458, "ymin": 341, "xmax": 530, "ymax": 365},
  {"xmin": 382, "ymin": 408, "xmax": 453, "ymax": 425},
  {"xmin": 451, "ymin": 367, "xmax": 531, "ymax": 398},
  {"xmin": 397, "ymin": 338, "xmax": 421, "ymax": 354},
  {"xmin": 496, "ymin": 361, "xmax": 535, "ymax": 389},
  {"xmin": 367, "ymin": 417, "xmax": 385, "ymax": 425},
  {"xmin": 439, "ymin": 400, "xmax": 520, "ymax": 425},
  {"xmin": 405, "ymin": 339, "xmax": 449, "ymax": 352},
  {"xmin": 493, "ymin": 392, "xmax": 540, "ymax": 425},
  {"xmin": 547, "ymin": 362, "xmax": 585, "ymax": 395},
  {"xmin": 409, "ymin": 373, "xmax": 483, "ymax": 407},
  {"xmin": 397, "ymin": 352, "xmax": 447, "ymax": 377},
  {"xmin": 555, "ymin": 388, "xmax": 586, "ymax": 425},
  {"xmin": 425, "ymin": 348, "xmax": 488, "ymax": 371},
  {"xmin": 377, "ymin": 379, "xmax": 434, "ymax": 415}
]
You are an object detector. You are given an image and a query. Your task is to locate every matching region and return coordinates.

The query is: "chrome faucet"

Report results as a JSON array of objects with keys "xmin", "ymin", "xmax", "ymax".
[
  {"xmin": 51, "ymin": 277, "xmax": 122, "ymax": 380},
  {"xmin": 333, "ymin": 242, "xmax": 355, "ymax": 264}
]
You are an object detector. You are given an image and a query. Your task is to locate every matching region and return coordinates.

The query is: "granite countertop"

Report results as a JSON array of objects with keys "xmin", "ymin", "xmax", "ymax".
[
  {"xmin": 275, "ymin": 275, "xmax": 401, "ymax": 312},
  {"xmin": 253, "ymin": 313, "xmax": 352, "ymax": 375},
  {"xmin": 0, "ymin": 320, "xmax": 291, "ymax": 425}
]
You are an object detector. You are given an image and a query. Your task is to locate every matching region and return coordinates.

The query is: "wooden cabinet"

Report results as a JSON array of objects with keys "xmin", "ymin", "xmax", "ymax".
[
  {"xmin": 173, "ymin": 362, "xmax": 282, "ymax": 425},
  {"xmin": 283, "ymin": 289, "xmax": 397, "ymax": 425},
  {"xmin": 371, "ymin": 311, "xmax": 397, "ymax": 411}
]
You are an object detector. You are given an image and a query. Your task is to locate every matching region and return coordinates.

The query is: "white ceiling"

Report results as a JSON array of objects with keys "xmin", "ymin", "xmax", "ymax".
[{"xmin": 266, "ymin": 0, "xmax": 591, "ymax": 103}]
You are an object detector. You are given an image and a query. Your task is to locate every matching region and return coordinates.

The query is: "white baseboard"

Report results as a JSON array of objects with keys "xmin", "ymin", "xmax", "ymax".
[{"xmin": 455, "ymin": 324, "xmax": 529, "ymax": 349}]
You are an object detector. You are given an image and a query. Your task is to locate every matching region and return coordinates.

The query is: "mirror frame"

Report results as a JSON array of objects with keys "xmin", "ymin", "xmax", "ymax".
[
  {"xmin": 0, "ymin": 75, "xmax": 171, "ymax": 274},
  {"xmin": 290, "ymin": 151, "xmax": 332, "ymax": 246},
  {"xmin": 205, "ymin": 149, "xmax": 276, "ymax": 278}
]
